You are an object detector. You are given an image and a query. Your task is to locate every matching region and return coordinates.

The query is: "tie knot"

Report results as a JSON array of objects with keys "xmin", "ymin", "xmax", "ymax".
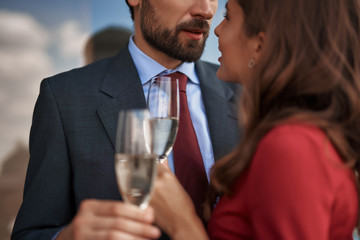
[{"xmin": 166, "ymin": 72, "xmax": 187, "ymax": 92}]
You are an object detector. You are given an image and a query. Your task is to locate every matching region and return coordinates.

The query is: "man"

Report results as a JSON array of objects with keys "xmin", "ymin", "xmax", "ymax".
[{"xmin": 12, "ymin": 0, "xmax": 240, "ymax": 239}]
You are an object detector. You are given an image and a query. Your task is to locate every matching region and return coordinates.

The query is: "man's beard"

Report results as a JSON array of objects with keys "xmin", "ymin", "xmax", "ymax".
[{"xmin": 140, "ymin": 0, "xmax": 210, "ymax": 62}]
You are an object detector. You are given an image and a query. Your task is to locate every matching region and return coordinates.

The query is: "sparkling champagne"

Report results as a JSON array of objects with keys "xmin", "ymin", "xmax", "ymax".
[
  {"xmin": 149, "ymin": 117, "xmax": 179, "ymax": 161},
  {"xmin": 115, "ymin": 153, "xmax": 157, "ymax": 209}
]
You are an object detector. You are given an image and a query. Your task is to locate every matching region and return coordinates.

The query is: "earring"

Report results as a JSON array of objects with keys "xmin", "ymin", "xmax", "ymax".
[{"xmin": 248, "ymin": 59, "xmax": 255, "ymax": 69}]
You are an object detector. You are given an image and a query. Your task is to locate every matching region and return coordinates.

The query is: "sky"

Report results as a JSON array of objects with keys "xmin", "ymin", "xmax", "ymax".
[{"xmin": 0, "ymin": 0, "xmax": 226, "ymax": 169}]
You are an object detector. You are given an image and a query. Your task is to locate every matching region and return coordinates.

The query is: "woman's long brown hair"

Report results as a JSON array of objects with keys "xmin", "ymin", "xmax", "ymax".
[{"xmin": 205, "ymin": 0, "xmax": 360, "ymax": 228}]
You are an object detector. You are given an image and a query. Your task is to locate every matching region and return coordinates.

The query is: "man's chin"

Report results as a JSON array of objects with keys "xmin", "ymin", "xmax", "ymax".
[{"xmin": 173, "ymin": 50, "xmax": 204, "ymax": 62}]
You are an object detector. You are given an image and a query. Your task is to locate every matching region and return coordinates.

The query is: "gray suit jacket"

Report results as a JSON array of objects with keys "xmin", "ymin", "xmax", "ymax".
[{"xmin": 12, "ymin": 48, "xmax": 241, "ymax": 239}]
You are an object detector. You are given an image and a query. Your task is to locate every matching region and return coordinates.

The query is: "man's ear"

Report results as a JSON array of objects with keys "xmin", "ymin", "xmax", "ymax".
[{"xmin": 127, "ymin": 0, "xmax": 140, "ymax": 8}]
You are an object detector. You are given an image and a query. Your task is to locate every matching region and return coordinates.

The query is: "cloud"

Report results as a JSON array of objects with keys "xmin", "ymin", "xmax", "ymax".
[
  {"xmin": 0, "ymin": 10, "xmax": 53, "ymax": 100},
  {"xmin": 57, "ymin": 20, "xmax": 89, "ymax": 64},
  {"xmin": 0, "ymin": 10, "xmax": 50, "ymax": 50},
  {"xmin": 0, "ymin": 9, "xmax": 90, "ymax": 166},
  {"xmin": 0, "ymin": 10, "xmax": 54, "ymax": 163}
]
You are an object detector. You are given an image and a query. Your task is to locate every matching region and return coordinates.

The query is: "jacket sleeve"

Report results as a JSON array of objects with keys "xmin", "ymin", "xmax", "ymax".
[{"xmin": 11, "ymin": 78, "xmax": 75, "ymax": 240}]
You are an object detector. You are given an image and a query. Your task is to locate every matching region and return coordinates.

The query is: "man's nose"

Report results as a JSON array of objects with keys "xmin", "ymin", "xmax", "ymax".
[{"xmin": 189, "ymin": 0, "xmax": 218, "ymax": 20}]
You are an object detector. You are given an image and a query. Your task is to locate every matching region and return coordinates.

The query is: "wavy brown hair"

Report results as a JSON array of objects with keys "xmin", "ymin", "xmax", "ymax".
[{"xmin": 205, "ymin": 0, "xmax": 360, "ymax": 227}]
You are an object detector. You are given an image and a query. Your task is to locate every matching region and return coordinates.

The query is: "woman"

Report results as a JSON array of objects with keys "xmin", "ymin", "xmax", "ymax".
[{"xmin": 150, "ymin": 0, "xmax": 360, "ymax": 239}]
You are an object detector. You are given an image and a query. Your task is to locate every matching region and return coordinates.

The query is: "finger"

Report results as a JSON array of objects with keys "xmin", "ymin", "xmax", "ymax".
[
  {"xmin": 88, "ymin": 215, "xmax": 161, "ymax": 238},
  {"xmin": 79, "ymin": 199, "xmax": 155, "ymax": 223},
  {"xmin": 156, "ymin": 162, "xmax": 172, "ymax": 177},
  {"xmin": 73, "ymin": 207, "xmax": 161, "ymax": 240},
  {"xmin": 81, "ymin": 229, "xmax": 155, "ymax": 240},
  {"xmin": 159, "ymin": 158, "xmax": 171, "ymax": 170}
]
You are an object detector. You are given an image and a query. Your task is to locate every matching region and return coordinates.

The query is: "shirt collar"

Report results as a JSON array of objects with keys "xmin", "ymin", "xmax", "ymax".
[{"xmin": 128, "ymin": 35, "xmax": 199, "ymax": 85}]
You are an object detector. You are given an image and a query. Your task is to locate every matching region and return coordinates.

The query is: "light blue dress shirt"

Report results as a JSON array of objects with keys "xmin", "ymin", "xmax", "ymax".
[{"xmin": 128, "ymin": 36, "xmax": 214, "ymax": 180}]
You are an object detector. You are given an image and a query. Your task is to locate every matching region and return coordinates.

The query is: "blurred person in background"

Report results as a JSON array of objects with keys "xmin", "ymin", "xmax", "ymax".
[{"xmin": 83, "ymin": 26, "xmax": 132, "ymax": 64}]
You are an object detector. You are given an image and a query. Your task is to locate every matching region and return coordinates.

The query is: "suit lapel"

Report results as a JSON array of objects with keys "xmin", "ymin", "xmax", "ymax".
[
  {"xmin": 97, "ymin": 48, "xmax": 146, "ymax": 148},
  {"xmin": 196, "ymin": 61, "xmax": 240, "ymax": 160},
  {"xmin": 96, "ymin": 53, "xmax": 240, "ymax": 157}
]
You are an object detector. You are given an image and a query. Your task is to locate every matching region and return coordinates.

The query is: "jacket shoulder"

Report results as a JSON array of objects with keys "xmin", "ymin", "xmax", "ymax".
[
  {"xmin": 196, "ymin": 60, "xmax": 219, "ymax": 72},
  {"xmin": 45, "ymin": 57, "xmax": 114, "ymax": 88}
]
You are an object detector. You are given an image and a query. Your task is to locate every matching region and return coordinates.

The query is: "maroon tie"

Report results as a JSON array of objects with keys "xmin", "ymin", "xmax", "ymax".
[{"xmin": 170, "ymin": 72, "xmax": 209, "ymax": 219}]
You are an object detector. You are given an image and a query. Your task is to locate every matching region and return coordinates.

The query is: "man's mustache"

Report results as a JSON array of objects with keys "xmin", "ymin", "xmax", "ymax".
[{"xmin": 176, "ymin": 18, "xmax": 210, "ymax": 34}]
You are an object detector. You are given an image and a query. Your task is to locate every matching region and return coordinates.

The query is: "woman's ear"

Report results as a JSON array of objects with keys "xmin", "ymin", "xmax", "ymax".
[{"xmin": 254, "ymin": 32, "xmax": 265, "ymax": 59}]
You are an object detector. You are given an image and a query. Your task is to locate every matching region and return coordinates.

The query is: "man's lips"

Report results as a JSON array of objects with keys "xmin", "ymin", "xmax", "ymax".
[
  {"xmin": 184, "ymin": 28, "xmax": 205, "ymax": 34},
  {"xmin": 182, "ymin": 28, "xmax": 206, "ymax": 40}
]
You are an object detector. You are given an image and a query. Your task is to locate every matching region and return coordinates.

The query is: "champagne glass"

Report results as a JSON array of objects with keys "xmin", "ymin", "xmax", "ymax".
[
  {"xmin": 147, "ymin": 76, "xmax": 179, "ymax": 163},
  {"xmin": 114, "ymin": 109, "xmax": 157, "ymax": 209}
]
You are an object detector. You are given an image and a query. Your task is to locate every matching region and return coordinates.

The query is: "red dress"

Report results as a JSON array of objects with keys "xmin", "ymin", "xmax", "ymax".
[{"xmin": 208, "ymin": 123, "xmax": 358, "ymax": 240}]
